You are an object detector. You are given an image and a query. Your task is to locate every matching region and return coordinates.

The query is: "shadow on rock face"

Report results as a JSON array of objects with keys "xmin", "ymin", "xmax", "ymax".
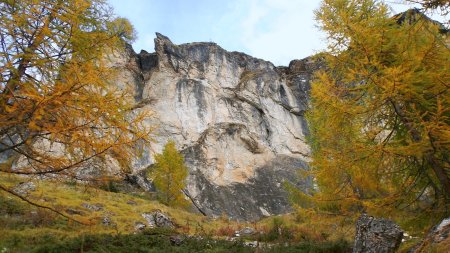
[{"xmin": 186, "ymin": 155, "xmax": 311, "ymax": 221}]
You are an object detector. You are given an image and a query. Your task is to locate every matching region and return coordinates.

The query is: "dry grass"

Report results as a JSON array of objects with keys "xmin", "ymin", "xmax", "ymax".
[
  {"xmin": 0, "ymin": 173, "xmax": 355, "ymax": 250},
  {"xmin": 0, "ymin": 173, "xmax": 232, "ymax": 237}
]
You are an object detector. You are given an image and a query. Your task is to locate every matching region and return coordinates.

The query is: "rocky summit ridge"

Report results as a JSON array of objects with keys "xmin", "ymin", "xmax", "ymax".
[{"xmin": 109, "ymin": 33, "xmax": 319, "ymax": 221}]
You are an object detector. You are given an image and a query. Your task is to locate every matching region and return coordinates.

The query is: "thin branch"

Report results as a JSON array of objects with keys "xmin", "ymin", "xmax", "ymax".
[{"xmin": 0, "ymin": 182, "xmax": 88, "ymax": 225}]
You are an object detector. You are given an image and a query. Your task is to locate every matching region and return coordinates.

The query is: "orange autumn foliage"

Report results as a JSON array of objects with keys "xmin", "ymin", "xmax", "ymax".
[
  {"xmin": 0, "ymin": 0, "xmax": 150, "ymax": 180},
  {"xmin": 307, "ymin": 0, "xmax": 449, "ymax": 218}
]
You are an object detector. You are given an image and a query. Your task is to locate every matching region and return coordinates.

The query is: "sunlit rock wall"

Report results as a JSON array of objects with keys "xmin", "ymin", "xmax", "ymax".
[{"xmin": 112, "ymin": 33, "xmax": 319, "ymax": 220}]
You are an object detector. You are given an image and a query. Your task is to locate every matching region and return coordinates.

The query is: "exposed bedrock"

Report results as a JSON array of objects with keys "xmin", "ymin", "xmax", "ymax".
[{"xmin": 111, "ymin": 33, "xmax": 320, "ymax": 220}]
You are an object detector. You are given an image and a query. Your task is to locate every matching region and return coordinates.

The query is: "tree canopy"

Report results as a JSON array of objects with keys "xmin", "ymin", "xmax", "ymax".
[
  {"xmin": 307, "ymin": 0, "xmax": 449, "ymax": 219},
  {"xmin": 149, "ymin": 141, "xmax": 189, "ymax": 208},
  {"xmin": 0, "ymin": 0, "xmax": 150, "ymax": 184},
  {"xmin": 408, "ymin": 0, "xmax": 450, "ymax": 15}
]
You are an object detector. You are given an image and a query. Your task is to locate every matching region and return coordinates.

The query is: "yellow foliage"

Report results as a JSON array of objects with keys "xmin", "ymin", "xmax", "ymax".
[
  {"xmin": 308, "ymin": 0, "xmax": 450, "ymax": 221},
  {"xmin": 148, "ymin": 141, "xmax": 190, "ymax": 208},
  {"xmin": 0, "ymin": 0, "xmax": 150, "ymax": 180}
]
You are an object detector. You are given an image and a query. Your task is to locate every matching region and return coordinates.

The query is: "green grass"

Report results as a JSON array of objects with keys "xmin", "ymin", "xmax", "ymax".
[
  {"xmin": 3, "ymin": 232, "xmax": 251, "ymax": 253},
  {"xmin": 0, "ymin": 174, "xmax": 353, "ymax": 252},
  {"xmin": 0, "ymin": 231, "xmax": 352, "ymax": 253},
  {"xmin": 0, "ymin": 174, "xmax": 218, "ymax": 234}
]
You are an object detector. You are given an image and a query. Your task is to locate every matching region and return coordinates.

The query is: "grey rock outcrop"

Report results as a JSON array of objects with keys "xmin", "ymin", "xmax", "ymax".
[
  {"xmin": 353, "ymin": 213, "xmax": 403, "ymax": 253},
  {"xmin": 81, "ymin": 203, "xmax": 104, "ymax": 212},
  {"xmin": 12, "ymin": 182, "xmax": 36, "ymax": 196},
  {"xmin": 430, "ymin": 217, "xmax": 450, "ymax": 244},
  {"xmin": 169, "ymin": 235, "xmax": 185, "ymax": 246},
  {"xmin": 134, "ymin": 221, "xmax": 146, "ymax": 232},
  {"xmin": 102, "ymin": 216, "xmax": 116, "ymax": 227},
  {"xmin": 142, "ymin": 210, "xmax": 174, "ymax": 228},
  {"xmin": 111, "ymin": 33, "xmax": 319, "ymax": 220},
  {"xmin": 65, "ymin": 208, "xmax": 85, "ymax": 216},
  {"xmin": 408, "ymin": 217, "xmax": 450, "ymax": 253},
  {"xmin": 238, "ymin": 227, "xmax": 256, "ymax": 236}
]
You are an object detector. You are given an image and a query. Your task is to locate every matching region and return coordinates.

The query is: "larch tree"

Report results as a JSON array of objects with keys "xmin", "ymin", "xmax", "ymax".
[
  {"xmin": 407, "ymin": 0, "xmax": 450, "ymax": 14},
  {"xmin": 0, "ymin": 0, "xmax": 151, "ymax": 208},
  {"xmin": 307, "ymin": 0, "xmax": 449, "ymax": 218},
  {"xmin": 149, "ymin": 140, "xmax": 189, "ymax": 208}
]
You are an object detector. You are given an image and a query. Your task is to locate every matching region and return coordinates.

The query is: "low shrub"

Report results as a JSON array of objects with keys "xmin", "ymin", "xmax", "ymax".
[
  {"xmin": 259, "ymin": 217, "xmax": 294, "ymax": 242},
  {"xmin": 215, "ymin": 226, "xmax": 235, "ymax": 237},
  {"xmin": 0, "ymin": 196, "xmax": 26, "ymax": 216},
  {"xmin": 266, "ymin": 240, "xmax": 352, "ymax": 253},
  {"xmin": 28, "ymin": 233, "xmax": 254, "ymax": 253},
  {"xmin": 1, "ymin": 231, "xmax": 352, "ymax": 253}
]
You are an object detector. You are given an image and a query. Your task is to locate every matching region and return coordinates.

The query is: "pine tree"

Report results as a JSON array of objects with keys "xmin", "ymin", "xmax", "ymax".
[{"xmin": 149, "ymin": 141, "xmax": 190, "ymax": 208}]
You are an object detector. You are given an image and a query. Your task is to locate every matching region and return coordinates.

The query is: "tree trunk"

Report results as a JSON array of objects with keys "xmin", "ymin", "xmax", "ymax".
[{"xmin": 390, "ymin": 99, "xmax": 450, "ymax": 197}]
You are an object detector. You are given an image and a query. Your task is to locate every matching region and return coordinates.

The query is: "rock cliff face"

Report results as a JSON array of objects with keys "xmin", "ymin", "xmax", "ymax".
[{"xmin": 113, "ymin": 33, "xmax": 318, "ymax": 220}]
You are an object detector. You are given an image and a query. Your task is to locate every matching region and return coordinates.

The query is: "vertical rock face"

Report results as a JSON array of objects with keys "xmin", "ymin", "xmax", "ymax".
[{"xmin": 113, "ymin": 33, "xmax": 319, "ymax": 220}]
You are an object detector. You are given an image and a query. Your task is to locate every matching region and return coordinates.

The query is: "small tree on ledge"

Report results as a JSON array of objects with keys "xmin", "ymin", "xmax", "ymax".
[{"xmin": 149, "ymin": 140, "xmax": 190, "ymax": 208}]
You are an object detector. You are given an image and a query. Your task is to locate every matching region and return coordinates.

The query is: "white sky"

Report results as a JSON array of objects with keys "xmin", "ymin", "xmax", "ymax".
[{"xmin": 108, "ymin": 0, "xmax": 448, "ymax": 66}]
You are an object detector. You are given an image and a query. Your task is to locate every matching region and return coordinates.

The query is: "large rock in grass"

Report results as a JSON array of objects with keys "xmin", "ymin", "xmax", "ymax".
[
  {"xmin": 353, "ymin": 213, "xmax": 403, "ymax": 253},
  {"xmin": 142, "ymin": 210, "xmax": 174, "ymax": 228}
]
